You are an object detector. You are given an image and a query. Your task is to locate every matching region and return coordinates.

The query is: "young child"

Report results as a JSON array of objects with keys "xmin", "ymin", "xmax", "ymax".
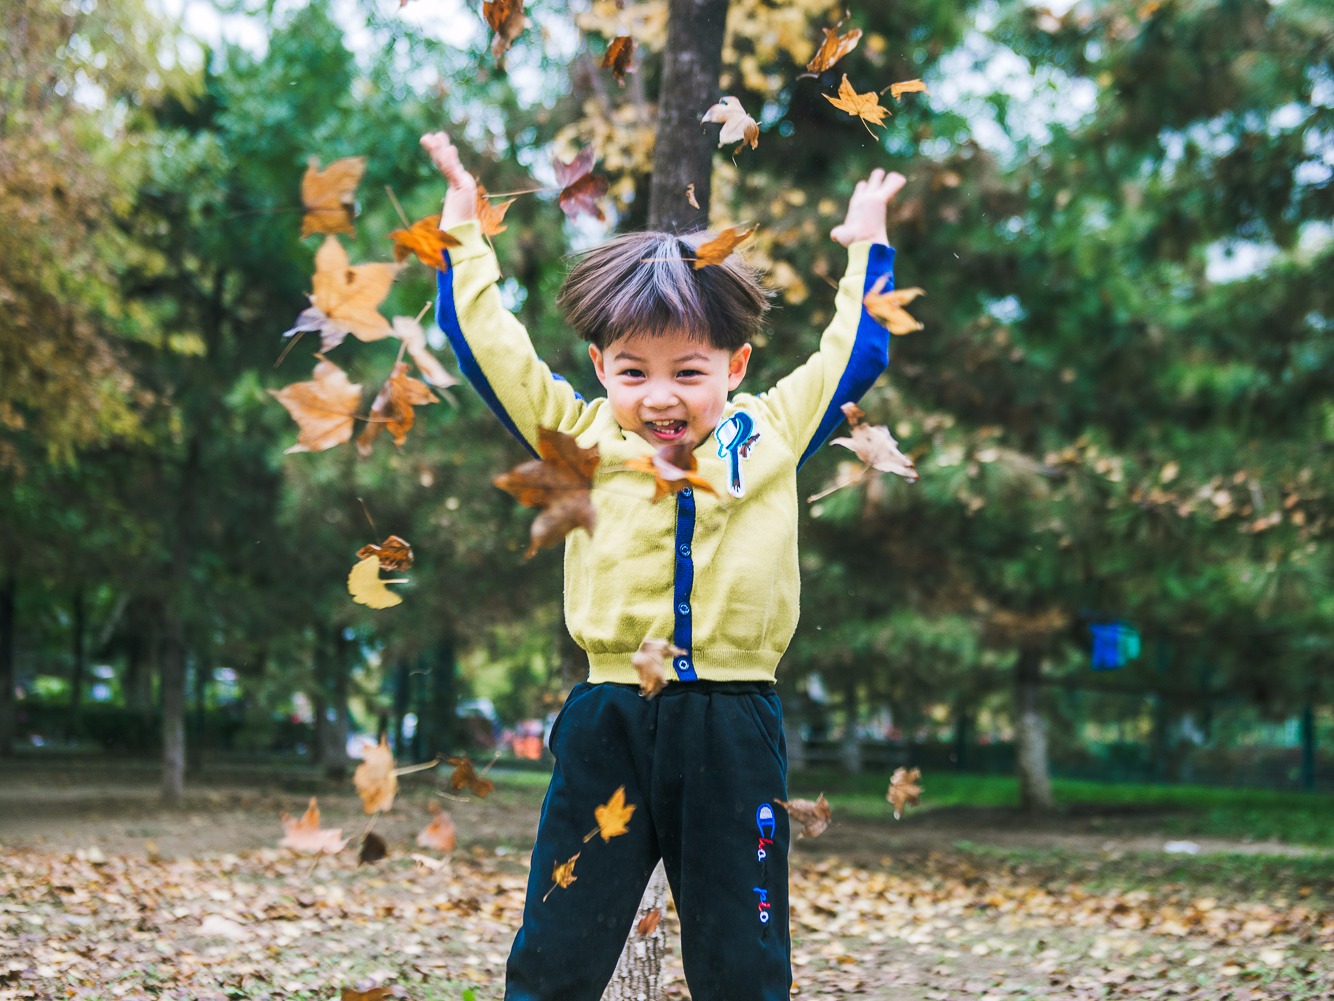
[{"xmin": 421, "ymin": 130, "xmax": 905, "ymax": 1001}]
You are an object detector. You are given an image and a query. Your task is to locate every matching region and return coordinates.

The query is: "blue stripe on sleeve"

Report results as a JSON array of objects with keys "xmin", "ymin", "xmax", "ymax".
[{"xmin": 797, "ymin": 244, "xmax": 896, "ymax": 469}]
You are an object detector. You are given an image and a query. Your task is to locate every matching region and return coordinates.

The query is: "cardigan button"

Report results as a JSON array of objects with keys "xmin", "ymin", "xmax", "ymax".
[
  {"xmin": 677, "ymin": 602, "xmax": 690, "ymax": 616},
  {"xmin": 678, "ymin": 543, "xmax": 691, "ymax": 557},
  {"xmin": 681, "ymin": 487, "xmax": 693, "ymax": 497},
  {"xmin": 676, "ymin": 658, "xmax": 690, "ymax": 672}
]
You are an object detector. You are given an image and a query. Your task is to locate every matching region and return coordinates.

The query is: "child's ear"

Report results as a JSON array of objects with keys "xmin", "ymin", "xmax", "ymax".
[
  {"xmin": 727, "ymin": 343, "xmax": 752, "ymax": 390},
  {"xmin": 589, "ymin": 344, "xmax": 608, "ymax": 386}
]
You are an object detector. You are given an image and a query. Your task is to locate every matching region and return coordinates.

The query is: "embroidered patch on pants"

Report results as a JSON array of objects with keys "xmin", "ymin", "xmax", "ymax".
[{"xmin": 753, "ymin": 802, "xmax": 776, "ymax": 925}]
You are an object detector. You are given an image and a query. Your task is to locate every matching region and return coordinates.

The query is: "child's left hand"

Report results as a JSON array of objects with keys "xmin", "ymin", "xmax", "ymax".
[{"xmin": 830, "ymin": 168, "xmax": 906, "ymax": 247}]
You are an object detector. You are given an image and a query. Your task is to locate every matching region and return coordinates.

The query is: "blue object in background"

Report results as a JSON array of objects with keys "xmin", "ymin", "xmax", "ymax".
[{"xmin": 1089, "ymin": 621, "xmax": 1141, "ymax": 670}]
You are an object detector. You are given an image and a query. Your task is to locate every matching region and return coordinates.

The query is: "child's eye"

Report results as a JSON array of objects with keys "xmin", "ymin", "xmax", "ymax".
[
  {"xmin": 678, "ymin": 369, "xmax": 704, "ymax": 378},
  {"xmin": 620, "ymin": 368, "xmax": 645, "ymax": 379}
]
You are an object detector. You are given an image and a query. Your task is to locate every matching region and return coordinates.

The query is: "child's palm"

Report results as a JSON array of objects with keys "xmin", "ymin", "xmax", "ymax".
[
  {"xmin": 830, "ymin": 169, "xmax": 906, "ymax": 247},
  {"xmin": 421, "ymin": 131, "xmax": 478, "ymax": 227}
]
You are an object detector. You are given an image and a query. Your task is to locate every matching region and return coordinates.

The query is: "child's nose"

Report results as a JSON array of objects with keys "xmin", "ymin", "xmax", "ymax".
[{"xmin": 643, "ymin": 383, "xmax": 680, "ymax": 408}]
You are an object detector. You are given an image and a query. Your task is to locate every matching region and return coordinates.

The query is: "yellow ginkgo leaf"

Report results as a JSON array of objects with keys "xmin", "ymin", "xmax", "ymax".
[{"xmin": 347, "ymin": 555, "xmax": 408, "ymax": 609}]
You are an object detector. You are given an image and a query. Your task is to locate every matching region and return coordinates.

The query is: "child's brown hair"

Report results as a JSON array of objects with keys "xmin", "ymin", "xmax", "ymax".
[{"xmin": 557, "ymin": 231, "xmax": 771, "ymax": 351}]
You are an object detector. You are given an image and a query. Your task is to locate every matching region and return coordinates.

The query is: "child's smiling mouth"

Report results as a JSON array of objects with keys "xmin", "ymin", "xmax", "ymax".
[{"xmin": 646, "ymin": 419, "xmax": 688, "ymax": 442}]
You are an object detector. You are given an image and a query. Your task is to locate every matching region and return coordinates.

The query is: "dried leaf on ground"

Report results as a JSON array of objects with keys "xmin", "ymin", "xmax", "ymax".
[
  {"xmin": 863, "ymin": 274, "xmax": 925, "ymax": 335},
  {"xmin": 887, "ymin": 766, "xmax": 923, "ymax": 819},
  {"xmin": 270, "ymin": 358, "xmax": 363, "ymax": 454},
  {"xmin": 692, "ymin": 224, "xmax": 758, "ymax": 269},
  {"xmin": 284, "ymin": 236, "xmax": 399, "ymax": 350},
  {"xmin": 354, "ymin": 734, "xmax": 398, "ymax": 814},
  {"xmin": 700, "ymin": 96, "xmax": 759, "ymax": 152},
  {"xmin": 358, "ymin": 832, "xmax": 388, "ymax": 865},
  {"xmin": 631, "ymin": 638, "xmax": 685, "ymax": 697},
  {"xmin": 355, "ymin": 362, "xmax": 440, "ymax": 457},
  {"xmin": 553, "ymin": 147, "xmax": 610, "ymax": 222},
  {"xmin": 824, "ymin": 74, "xmax": 890, "ymax": 133},
  {"xmin": 279, "ymin": 797, "xmax": 348, "ymax": 855},
  {"xmin": 543, "ymin": 853, "xmax": 580, "ymax": 901},
  {"xmin": 300, "ymin": 156, "xmax": 365, "ymax": 238},
  {"xmin": 483, "ymin": 0, "xmax": 526, "ymax": 67},
  {"xmin": 831, "ymin": 402, "xmax": 919, "ymax": 482},
  {"xmin": 342, "ymin": 986, "xmax": 394, "ymax": 1001},
  {"xmin": 445, "ymin": 756, "xmax": 496, "ymax": 798},
  {"xmin": 776, "ymin": 793, "xmax": 832, "ymax": 838},
  {"xmin": 390, "ymin": 316, "xmax": 458, "ymax": 389},
  {"xmin": 493, "ymin": 427, "xmax": 599, "ymax": 557},
  {"xmin": 416, "ymin": 802, "xmax": 457, "ymax": 853},
  {"xmin": 625, "ymin": 442, "xmax": 717, "ymax": 502},
  {"xmin": 388, "ymin": 213, "xmax": 460, "ymax": 271},
  {"xmin": 585, "ymin": 786, "xmax": 636, "ymax": 843},
  {"xmin": 356, "ymin": 535, "xmax": 414, "ymax": 572},
  {"xmin": 805, "ymin": 26, "xmax": 862, "ymax": 73},
  {"xmin": 347, "ymin": 555, "xmax": 408, "ymax": 610},
  {"xmin": 889, "ymin": 78, "xmax": 929, "ymax": 100},
  {"xmin": 476, "ymin": 181, "xmax": 516, "ymax": 236},
  {"xmin": 602, "ymin": 36, "xmax": 635, "ymax": 85}
]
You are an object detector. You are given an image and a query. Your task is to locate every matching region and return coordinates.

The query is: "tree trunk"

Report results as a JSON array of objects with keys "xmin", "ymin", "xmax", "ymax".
[
  {"xmin": 67, "ymin": 589, "xmax": 86, "ymax": 740},
  {"xmin": 601, "ymin": 862, "xmax": 670, "ymax": 1001},
  {"xmin": 161, "ymin": 629, "xmax": 187, "ymax": 805},
  {"xmin": 840, "ymin": 673, "xmax": 861, "ymax": 774},
  {"xmin": 1299, "ymin": 701, "xmax": 1316, "ymax": 794},
  {"xmin": 0, "ymin": 570, "xmax": 16, "ymax": 757},
  {"xmin": 427, "ymin": 633, "xmax": 458, "ymax": 760},
  {"xmin": 646, "ymin": 0, "xmax": 731, "ymax": 232},
  {"xmin": 1013, "ymin": 646, "xmax": 1053, "ymax": 812}
]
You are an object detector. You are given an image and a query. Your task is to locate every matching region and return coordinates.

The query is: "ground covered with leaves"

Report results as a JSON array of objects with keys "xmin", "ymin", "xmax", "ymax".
[{"xmin": 2, "ymin": 763, "xmax": 1332, "ymax": 1001}]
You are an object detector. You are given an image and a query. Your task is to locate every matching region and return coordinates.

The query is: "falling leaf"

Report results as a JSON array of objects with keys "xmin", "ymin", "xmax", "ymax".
[
  {"xmin": 300, "ymin": 156, "xmax": 365, "ymax": 238},
  {"xmin": 805, "ymin": 26, "xmax": 863, "ymax": 74},
  {"xmin": 270, "ymin": 357, "xmax": 362, "ymax": 455},
  {"xmin": 685, "ymin": 183, "xmax": 699, "ymax": 210},
  {"xmin": 358, "ymin": 831, "xmax": 388, "ymax": 865},
  {"xmin": 347, "ymin": 555, "xmax": 408, "ymax": 609},
  {"xmin": 889, "ymin": 78, "xmax": 929, "ymax": 100},
  {"xmin": 416, "ymin": 802, "xmax": 457, "ymax": 853},
  {"xmin": 356, "ymin": 535, "xmax": 414, "ymax": 572},
  {"xmin": 631, "ymin": 638, "xmax": 686, "ymax": 698},
  {"xmin": 284, "ymin": 236, "xmax": 399, "ymax": 351},
  {"xmin": 552, "ymin": 147, "xmax": 610, "ymax": 222},
  {"xmin": 776, "ymin": 793, "xmax": 832, "ymax": 838},
  {"xmin": 636, "ymin": 908, "xmax": 662, "ymax": 935},
  {"xmin": 692, "ymin": 223, "xmax": 758, "ymax": 269},
  {"xmin": 584, "ymin": 786, "xmax": 636, "ymax": 843},
  {"xmin": 355, "ymin": 362, "xmax": 440, "ymax": 457},
  {"xmin": 475, "ymin": 182, "xmax": 516, "ymax": 236},
  {"xmin": 543, "ymin": 853, "xmax": 580, "ymax": 901},
  {"xmin": 279, "ymin": 797, "xmax": 348, "ymax": 855},
  {"xmin": 863, "ymin": 274, "xmax": 925, "ymax": 336},
  {"xmin": 625, "ymin": 442, "xmax": 717, "ymax": 502},
  {"xmin": 602, "ymin": 35, "xmax": 635, "ymax": 85},
  {"xmin": 886, "ymin": 766, "xmax": 923, "ymax": 819},
  {"xmin": 493, "ymin": 427, "xmax": 599, "ymax": 557},
  {"xmin": 388, "ymin": 213, "xmax": 461, "ymax": 271},
  {"xmin": 483, "ymin": 0, "xmax": 526, "ymax": 68},
  {"xmin": 390, "ymin": 316, "xmax": 458, "ymax": 390},
  {"xmin": 700, "ymin": 96, "xmax": 759, "ymax": 153},
  {"xmin": 831, "ymin": 403, "xmax": 918, "ymax": 482},
  {"xmin": 824, "ymin": 74, "xmax": 890, "ymax": 134},
  {"xmin": 445, "ymin": 756, "xmax": 496, "ymax": 798},
  {"xmin": 354, "ymin": 734, "xmax": 399, "ymax": 814}
]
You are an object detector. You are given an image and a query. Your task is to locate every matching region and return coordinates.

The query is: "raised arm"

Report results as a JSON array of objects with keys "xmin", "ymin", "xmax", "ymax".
[{"xmin": 421, "ymin": 131, "xmax": 585, "ymax": 457}]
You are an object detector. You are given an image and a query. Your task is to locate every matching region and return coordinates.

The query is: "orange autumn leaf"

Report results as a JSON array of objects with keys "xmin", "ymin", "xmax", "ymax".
[
  {"xmin": 483, "ymin": 0, "xmax": 526, "ymax": 68},
  {"xmin": 631, "ymin": 638, "xmax": 686, "ymax": 698},
  {"xmin": 355, "ymin": 362, "xmax": 440, "ymax": 457},
  {"xmin": 445, "ymin": 756, "xmax": 496, "ymax": 798},
  {"xmin": 863, "ymin": 274, "xmax": 925, "ymax": 335},
  {"xmin": 353, "ymin": 734, "xmax": 398, "ymax": 814},
  {"xmin": 347, "ymin": 555, "xmax": 408, "ymax": 609},
  {"xmin": 584, "ymin": 786, "xmax": 636, "ymax": 843},
  {"xmin": 270, "ymin": 357, "xmax": 363, "ymax": 455},
  {"xmin": 476, "ymin": 182, "xmax": 516, "ymax": 236},
  {"xmin": 602, "ymin": 35, "xmax": 635, "ymax": 86},
  {"xmin": 300, "ymin": 156, "xmax": 365, "ymax": 238},
  {"xmin": 692, "ymin": 223, "xmax": 758, "ymax": 269},
  {"xmin": 805, "ymin": 25, "xmax": 863, "ymax": 74},
  {"xmin": 625, "ymin": 442, "xmax": 717, "ymax": 502},
  {"xmin": 553, "ymin": 147, "xmax": 609, "ymax": 222},
  {"xmin": 342, "ymin": 988, "xmax": 393, "ymax": 1001},
  {"xmin": 388, "ymin": 213, "xmax": 461, "ymax": 271},
  {"xmin": 279, "ymin": 797, "xmax": 349, "ymax": 855},
  {"xmin": 493, "ymin": 427, "xmax": 599, "ymax": 557},
  {"xmin": 824, "ymin": 74, "xmax": 890, "ymax": 134},
  {"xmin": 831, "ymin": 402, "xmax": 918, "ymax": 482},
  {"xmin": 887, "ymin": 766, "xmax": 923, "ymax": 819},
  {"xmin": 700, "ymin": 96, "xmax": 759, "ymax": 153},
  {"xmin": 776, "ymin": 793, "xmax": 832, "ymax": 838},
  {"xmin": 890, "ymin": 78, "xmax": 929, "ymax": 101},
  {"xmin": 415, "ymin": 801, "xmax": 458, "ymax": 853},
  {"xmin": 543, "ymin": 852, "xmax": 580, "ymax": 901},
  {"xmin": 284, "ymin": 236, "xmax": 399, "ymax": 350},
  {"xmin": 356, "ymin": 534, "xmax": 414, "ymax": 572},
  {"xmin": 636, "ymin": 908, "xmax": 662, "ymax": 935}
]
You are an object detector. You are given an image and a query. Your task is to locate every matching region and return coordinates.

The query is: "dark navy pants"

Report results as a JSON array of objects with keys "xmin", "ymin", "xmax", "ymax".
[{"xmin": 504, "ymin": 680, "xmax": 792, "ymax": 1001}]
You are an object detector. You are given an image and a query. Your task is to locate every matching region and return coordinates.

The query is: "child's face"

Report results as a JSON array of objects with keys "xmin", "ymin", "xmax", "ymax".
[{"xmin": 590, "ymin": 330, "xmax": 751, "ymax": 452}]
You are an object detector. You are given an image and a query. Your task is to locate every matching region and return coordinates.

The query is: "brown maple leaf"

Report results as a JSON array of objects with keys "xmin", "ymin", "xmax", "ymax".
[
  {"xmin": 692, "ymin": 223, "xmax": 758, "ymax": 269},
  {"xmin": 700, "ymin": 96, "xmax": 759, "ymax": 153},
  {"xmin": 543, "ymin": 852, "xmax": 580, "ymax": 901},
  {"xmin": 390, "ymin": 316, "xmax": 459, "ymax": 390},
  {"xmin": 270, "ymin": 357, "xmax": 363, "ymax": 455},
  {"xmin": 279, "ymin": 797, "xmax": 349, "ymax": 855},
  {"xmin": 831, "ymin": 402, "xmax": 918, "ymax": 482},
  {"xmin": 300, "ymin": 156, "xmax": 365, "ymax": 238},
  {"xmin": 631, "ymin": 638, "xmax": 686, "ymax": 698},
  {"xmin": 824, "ymin": 74, "xmax": 890, "ymax": 135},
  {"xmin": 355, "ymin": 362, "xmax": 440, "ymax": 457},
  {"xmin": 415, "ymin": 801, "xmax": 458, "ymax": 853},
  {"xmin": 889, "ymin": 78, "xmax": 929, "ymax": 101},
  {"xmin": 493, "ymin": 427, "xmax": 600, "ymax": 557},
  {"xmin": 356, "ymin": 534, "xmax": 414, "ymax": 572},
  {"xmin": 602, "ymin": 35, "xmax": 635, "ymax": 86},
  {"xmin": 625, "ymin": 442, "xmax": 717, "ymax": 502},
  {"xmin": 354, "ymin": 734, "xmax": 398, "ymax": 813},
  {"xmin": 886, "ymin": 766, "xmax": 923, "ymax": 819},
  {"xmin": 388, "ymin": 213, "xmax": 461, "ymax": 271},
  {"xmin": 283, "ymin": 236, "xmax": 399, "ymax": 350},
  {"xmin": 863, "ymin": 274, "xmax": 925, "ymax": 335},
  {"xmin": 347, "ymin": 555, "xmax": 409, "ymax": 609},
  {"xmin": 341, "ymin": 988, "xmax": 393, "ymax": 1001},
  {"xmin": 358, "ymin": 831, "xmax": 388, "ymax": 865},
  {"xmin": 637, "ymin": 908, "xmax": 662, "ymax": 935},
  {"xmin": 584, "ymin": 786, "xmax": 636, "ymax": 843},
  {"xmin": 776, "ymin": 793, "xmax": 832, "ymax": 838},
  {"xmin": 553, "ymin": 147, "xmax": 610, "ymax": 222},
  {"xmin": 805, "ymin": 25, "xmax": 863, "ymax": 74},
  {"xmin": 445, "ymin": 756, "xmax": 496, "ymax": 798},
  {"xmin": 476, "ymin": 181, "xmax": 516, "ymax": 236},
  {"xmin": 483, "ymin": 0, "xmax": 526, "ymax": 68}
]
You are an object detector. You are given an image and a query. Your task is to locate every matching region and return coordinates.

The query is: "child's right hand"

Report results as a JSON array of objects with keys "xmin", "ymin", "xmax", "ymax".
[
  {"xmin": 420, "ymin": 131, "xmax": 478, "ymax": 229},
  {"xmin": 830, "ymin": 168, "xmax": 906, "ymax": 247}
]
